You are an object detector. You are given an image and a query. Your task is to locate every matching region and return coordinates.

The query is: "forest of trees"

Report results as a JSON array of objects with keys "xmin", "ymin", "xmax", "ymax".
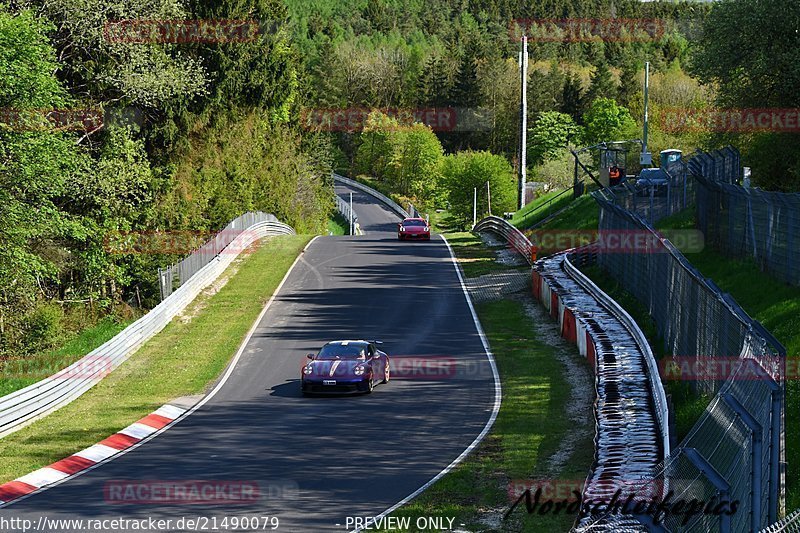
[{"xmin": 1, "ymin": 0, "xmax": 798, "ymax": 359}]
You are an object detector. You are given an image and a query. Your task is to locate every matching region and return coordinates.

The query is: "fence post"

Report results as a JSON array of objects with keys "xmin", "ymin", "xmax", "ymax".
[
  {"xmin": 769, "ymin": 380, "xmax": 783, "ymax": 523},
  {"xmin": 722, "ymin": 393, "xmax": 762, "ymax": 532},
  {"xmin": 684, "ymin": 447, "xmax": 732, "ymax": 533}
]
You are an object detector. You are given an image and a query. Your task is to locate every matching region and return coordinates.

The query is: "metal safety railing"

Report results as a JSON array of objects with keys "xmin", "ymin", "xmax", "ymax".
[
  {"xmin": 158, "ymin": 212, "xmax": 294, "ymax": 299},
  {"xmin": 332, "ymin": 173, "xmax": 409, "ymax": 219},
  {"xmin": 334, "ymin": 194, "xmax": 361, "ymax": 235},
  {"xmin": 473, "ymin": 215, "xmax": 534, "ymax": 264},
  {"xmin": 0, "ymin": 213, "xmax": 295, "ymax": 438}
]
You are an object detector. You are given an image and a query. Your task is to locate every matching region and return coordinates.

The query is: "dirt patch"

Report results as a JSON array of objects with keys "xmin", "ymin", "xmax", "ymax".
[
  {"xmin": 516, "ymin": 295, "xmax": 594, "ymax": 476},
  {"xmin": 477, "ymin": 232, "xmax": 528, "ymax": 267},
  {"xmin": 176, "ymin": 254, "xmax": 248, "ymax": 324}
]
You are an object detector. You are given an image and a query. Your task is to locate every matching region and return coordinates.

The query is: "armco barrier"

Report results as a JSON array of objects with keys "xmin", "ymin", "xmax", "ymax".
[
  {"xmin": 475, "ymin": 215, "xmax": 668, "ymax": 528},
  {"xmin": 534, "ymin": 251, "xmax": 667, "ymax": 531},
  {"xmin": 332, "ymin": 173, "xmax": 409, "ymax": 219},
  {"xmin": 0, "ymin": 214, "xmax": 295, "ymax": 438},
  {"xmin": 473, "ymin": 215, "xmax": 534, "ymax": 264},
  {"xmin": 334, "ymin": 194, "xmax": 361, "ymax": 235}
]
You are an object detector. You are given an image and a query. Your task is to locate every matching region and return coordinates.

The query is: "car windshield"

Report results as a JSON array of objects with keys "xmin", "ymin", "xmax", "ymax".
[
  {"xmin": 402, "ymin": 220, "xmax": 427, "ymax": 227},
  {"xmin": 316, "ymin": 343, "xmax": 367, "ymax": 360}
]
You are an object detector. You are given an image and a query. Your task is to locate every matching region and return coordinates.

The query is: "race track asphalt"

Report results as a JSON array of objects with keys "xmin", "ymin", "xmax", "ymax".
[{"xmin": 0, "ymin": 183, "xmax": 498, "ymax": 532}]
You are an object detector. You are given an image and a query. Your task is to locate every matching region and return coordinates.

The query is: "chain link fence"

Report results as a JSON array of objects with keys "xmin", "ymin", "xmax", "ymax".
[
  {"xmin": 601, "ymin": 155, "xmax": 694, "ymax": 224},
  {"xmin": 587, "ymin": 196, "xmax": 785, "ymax": 532},
  {"xmin": 694, "ymin": 156, "xmax": 800, "ymax": 287}
]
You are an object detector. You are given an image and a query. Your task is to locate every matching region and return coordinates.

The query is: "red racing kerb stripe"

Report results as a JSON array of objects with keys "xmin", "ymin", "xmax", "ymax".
[{"xmin": 0, "ymin": 404, "xmax": 185, "ymax": 505}]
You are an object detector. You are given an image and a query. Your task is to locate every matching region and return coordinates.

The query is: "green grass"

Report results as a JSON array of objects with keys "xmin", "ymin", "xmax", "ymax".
[
  {"xmin": 0, "ymin": 317, "xmax": 134, "ymax": 397},
  {"xmin": 445, "ymin": 231, "xmax": 526, "ymax": 278},
  {"xmin": 511, "ymin": 188, "xmax": 575, "ymax": 229},
  {"xmin": 382, "ymin": 299, "xmax": 594, "ymax": 532},
  {"xmin": 655, "ymin": 209, "xmax": 800, "ymax": 511},
  {"xmin": 535, "ymin": 195, "xmax": 599, "ymax": 232},
  {"xmin": 327, "ymin": 212, "xmax": 349, "ymax": 235},
  {"xmin": 580, "ymin": 206, "xmax": 800, "ymax": 510},
  {"xmin": 0, "ymin": 235, "xmax": 311, "ymax": 483}
]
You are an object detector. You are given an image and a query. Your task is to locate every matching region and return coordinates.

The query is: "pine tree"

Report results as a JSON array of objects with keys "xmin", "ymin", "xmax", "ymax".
[
  {"xmin": 417, "ymin": 54, "xmax": 452, "ymax": 108},
  {"xmin": 451, "ymin": 42, "xmax": 481, "ymax": 108},
  {"xmin": 561, "ymin": 73, "xmax": 584, "ymax": 123},
  {"xmin": 584, "ymin": 62, "xmax": 618, "ymax": 106}
]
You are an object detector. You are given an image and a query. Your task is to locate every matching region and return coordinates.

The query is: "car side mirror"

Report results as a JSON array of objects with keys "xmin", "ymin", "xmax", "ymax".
[{"xmin": 306, "ymin": 353, "xmax": 314, "ymax": 360}]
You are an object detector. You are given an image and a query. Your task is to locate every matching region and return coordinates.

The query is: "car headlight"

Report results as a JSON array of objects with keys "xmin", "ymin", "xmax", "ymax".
[
  {"xmin": 399, "ymin": 226, "xmax": 405, "ymax": 232},
  {"xmin": 303, "ymin": 365, "xmax": 313, "ymax": 375},
  {"xmin": 354, "ymin": 365, "xmax": 366, "ymax": 376}
]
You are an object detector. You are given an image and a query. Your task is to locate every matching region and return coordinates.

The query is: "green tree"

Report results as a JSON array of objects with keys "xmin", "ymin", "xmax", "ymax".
[
  {"xmin": 584, "ymin": 62, "xmax": 617, "ymax": 108},
  {"xmin": 561, "ymin": 73, "xmax": 584, "ymax": 123},
  {"xmin": 441, "ymin": 151, "xmax": 516, "ymax": 227},
  {"xmin": 582, "ymin": 98, "xmax": 638, "ymax": 146},
  {"xmin": 354, "ymin": 111, "xmax": 399, "ymax": 180},
  {"xmin": 417, "ymin": 53, "xmax": 452, "ymax": 108},
  {"xmin": 691, "ymin": 0, "xmax": 800, "ymax": 189},
  {"xmin": 529, "ymin": 111, "xmax": 582, "ymax": 165},
  {"xmin": 386, "ymin": 123, "xmax": 444, "ymax": 201}
]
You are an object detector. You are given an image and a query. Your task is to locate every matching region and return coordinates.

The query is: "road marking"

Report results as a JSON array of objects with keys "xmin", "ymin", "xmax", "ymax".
[{"xmin": 349, "ymin": 233, "xmax": 502, "ymax": 533}]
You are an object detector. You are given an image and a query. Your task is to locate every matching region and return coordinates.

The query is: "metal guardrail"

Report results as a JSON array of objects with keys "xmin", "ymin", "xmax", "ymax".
[
  {"xmin": 0, "ymin": 215, "xmax": 295, "ymax": 438},
  {"xmin": 535, "ymin": 251, "xmax": 665, "ymax": 531},
  {"xmin": 158, "ymin": 212, "xmax": 294, "ymax": 299},
  {"xmin": 473, "ymin": 215, "xmax": 534, "ymax": 265},
  {"xmin": 476, "ymin": 214, "xmax": 669, "ymax": 529},
  {"xmin": 332, "ymin": 173, "xmax": 409, "ymax": 219},
  {"xmin": 334, "ymin": 194, "xmax": 361, "ymax": 235},
  {"xmin": 564, "ymin": 249, "xmax": 670, "ymax": 458}
]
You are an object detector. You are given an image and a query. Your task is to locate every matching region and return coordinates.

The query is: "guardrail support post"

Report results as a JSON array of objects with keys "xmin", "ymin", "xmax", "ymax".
[
  {"xmin": 684, "ymin": 447, "xmax": 732, "ymax": 533},
  {"xmin": 722, "ymin": 392, "xmax": 762, "ymax": 531},
  {"xmin": 769, "ymin": 379, "xmax": 783, "ymax": 522}
]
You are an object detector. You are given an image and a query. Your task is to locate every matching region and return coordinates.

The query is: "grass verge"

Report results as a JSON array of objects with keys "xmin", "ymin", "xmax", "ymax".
[
  {"xmin": 0, "ymin": 234, "xmax": 311, "ymax": 483},
  {"xmin": 511, "ymin": 188, "xmax": 575, "ymax": 229},
  {"xmin": 328, "ymin": 212, "xmax": 349, "ymax": 235},
  {"xmin": 382, "ymin": 298, "xmax": 594, "ymax": 532},
  {"xmin": 0, "ymin": 317, "xmax": 133, "ymax": 397}
]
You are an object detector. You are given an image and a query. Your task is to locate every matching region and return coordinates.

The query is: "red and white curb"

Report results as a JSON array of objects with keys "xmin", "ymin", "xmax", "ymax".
[
  {"xmin": 532, "ymin": 269, "xmax": 598, "ymax": 371},
  {"xmin": 0, "ymin": 404, "xmax": 186, "ymax": 506}
]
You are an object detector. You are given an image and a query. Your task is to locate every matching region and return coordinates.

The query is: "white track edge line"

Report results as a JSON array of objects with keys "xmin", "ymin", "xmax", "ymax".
[
  {"xmin": 0, "ymin": 235, "xmax": 319, "ymax": 508},
  {"xmin": 349, "ymin": 233, "xmax": 503, "ymax": 533}
]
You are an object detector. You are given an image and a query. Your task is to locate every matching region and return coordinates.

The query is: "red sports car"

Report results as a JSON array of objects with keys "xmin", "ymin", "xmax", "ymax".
[{"xmin": 398, "ymin": 218, "xmax": 430, "ymax": 240}]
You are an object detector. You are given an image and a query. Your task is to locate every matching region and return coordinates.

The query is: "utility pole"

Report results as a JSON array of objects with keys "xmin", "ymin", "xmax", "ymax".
[
  {"xmin": 473, "ymin": 187, "xmax": 477, "ymax": 227},
  {"xmin": 519, "ymin": 35, "xmax": 529, "ymax": 209},
  {"xmin": 640, "ymin": 61, "xmax": 652, "ymax": 167}
]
